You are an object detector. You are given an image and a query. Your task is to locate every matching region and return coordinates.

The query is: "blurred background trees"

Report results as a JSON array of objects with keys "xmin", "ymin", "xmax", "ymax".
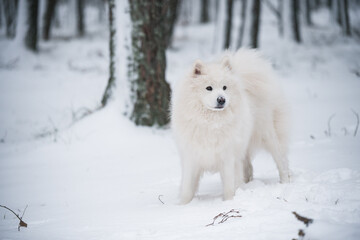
[{"xmin": 0, "ymin": 0, "xmax": 358, "ymax": 126}]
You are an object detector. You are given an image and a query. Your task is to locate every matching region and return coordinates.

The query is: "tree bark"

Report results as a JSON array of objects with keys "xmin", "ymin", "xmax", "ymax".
[
  {"xmin": 76, "ymin": 0, "xmax": 85, "ymax": 37},
  {"xmin": 128, "ymin": 0, "xmax": 171, "ymax": 127},
  {"xmin": 200, "ymin": 0, "xmax": 209, "ymax": 23},
  {"xmin": 25, "ymin": 0, "xmax": 39, "ymax": 51},
  {"xmin": 290, "ymin": 0, "xmax": 301, "ymax": 43},
  {"xmin": 249, "ymin": 0, "xmax": 261, "ymax": 48},
  {"xmin": 42, "ymin": 0, "xmax": 57, "ymax": 40},
  {"xmin": 236, "ymin": 0, "xmax": 247, "ymax": 49},
  {"xmin": 101, "ymin": 0, "xmax": 116, "ymax": 107},
  {"xmin": 223, "ymin": 0, "xmax": 233, "ymax": 49}
]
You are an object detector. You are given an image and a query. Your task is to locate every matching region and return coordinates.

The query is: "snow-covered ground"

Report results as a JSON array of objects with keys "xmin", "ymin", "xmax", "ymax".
[{"xmin": 1, "ymin": 4, "xmax": 360, "ymax": 240}]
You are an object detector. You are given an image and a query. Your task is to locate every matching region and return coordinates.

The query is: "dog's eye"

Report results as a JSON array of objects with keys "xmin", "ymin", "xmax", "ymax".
[
  {"xmin": 223, "ymin": 86, "xmax": 227, "ymax": 90},
  {"xmin": 206, "ymin": 86, "xmax": 213, "ymax": 91}
]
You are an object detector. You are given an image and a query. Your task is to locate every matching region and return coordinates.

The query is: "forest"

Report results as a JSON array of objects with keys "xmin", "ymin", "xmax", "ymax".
[{"xmin": 0, "ymin": 0, "xmax": 360, "ymax": 239}]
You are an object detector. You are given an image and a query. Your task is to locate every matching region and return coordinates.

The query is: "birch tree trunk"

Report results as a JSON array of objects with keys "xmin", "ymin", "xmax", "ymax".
[{"xmin": 101, "ymin": 0, "xmax": 116, "ymax": 107}]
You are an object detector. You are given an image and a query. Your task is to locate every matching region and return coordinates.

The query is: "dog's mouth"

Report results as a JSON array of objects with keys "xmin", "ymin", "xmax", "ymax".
[{"xmin": 207, "ymin": 105, "xmax": 225, "ymax": 111}]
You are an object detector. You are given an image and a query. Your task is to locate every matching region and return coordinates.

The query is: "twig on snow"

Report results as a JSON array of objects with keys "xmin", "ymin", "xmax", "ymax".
[
  {"xmin": 0, "ymin": 205, "xmax": 28, "ymax": 231},
  {"xmin": 206, "ymin": 209, "xmax": 242, "ymax": 227},
  {"xmin": 158, "ymin": 195, "xmax": 165, "ymax": 204},
  {"xmin": 292, "ymin": 211, "xmax": 313, "ymax": 227},
  {"xmin": 351, "ymin": 109, "xmax": 359, "ymax": 137},
  {"xmin": 325, "ymin": 114, "xmax": 336, "ymax": 137},
  {"xmin": 292, "ymin": 211, "xmax": 313, "ymax": 240}
]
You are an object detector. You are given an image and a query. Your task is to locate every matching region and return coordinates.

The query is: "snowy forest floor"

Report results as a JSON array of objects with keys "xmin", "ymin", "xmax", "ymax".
[{"xmin": 1, "ymin": 6, "xmax": 360, "ymax": 240}]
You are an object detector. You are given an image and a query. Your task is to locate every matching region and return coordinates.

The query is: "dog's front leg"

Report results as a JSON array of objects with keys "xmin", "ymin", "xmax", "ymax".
[
  {"xmin": 220, "ymin": 158, "xmax": 236, "ymax": 201},
  {"xmin": 179, "ymin": 160, "xmax": 201, "ymax": 204}
]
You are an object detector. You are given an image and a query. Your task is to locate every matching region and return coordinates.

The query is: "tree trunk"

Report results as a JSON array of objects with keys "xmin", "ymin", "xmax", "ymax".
[
  {"xmin": 249, "ymin": 0, "xmax": 261, "ymax": 48},
  {"xmin": 128, "ymin": 0, "xmax": 171, "ymax": 127},
  {"xmin": 290, "ymin": 0, "xmax": 301, "ymax": 43},
  {"xmin": 223, "ymin": 0, "xmax": 233, "ymax": 49},
  {"xmin": 101, "ymin": 0, "xmax": 116, "ymax": 107},
  {"xmin": 76, "ymin": 0, "xmax": 85, "ymax": 37},
  {"xmin": 3, "ymin": 0, "xmax": 19, "ymax": 38},
  {"xmin": 336, "ymin": 0, "xmax": 342, "ymax": 26},
  {"xmin": 200, "ymin": 0, "xmax": 209, "ymax": 23},
  {"xmin": 165, "ymin": 0, "xmax": 180, "ymax": 48},
  {"xmin": 25, "ymin": 0, "xmax": 39, "ymax": 51},
  {"xmin": 305, "ymin": 0, "xmax": 312, "ymax": 26},
  {"xmin": 42, "ymin": 0, "xmax": 57, "ymax": 40},
  {"xmin": 339, "ymin": 0, "xmax": 351, "ymax": 36},
  {"xmin": 278, "ymin": 0, "xmax": 283, "ymax": 37},
  {"xmin": 0, "ymin": 1, "xmax": 3, "ymax": 29},
  {"xmin": 236, "ymin": 0, "xmax": 247, "ymax": 49}
]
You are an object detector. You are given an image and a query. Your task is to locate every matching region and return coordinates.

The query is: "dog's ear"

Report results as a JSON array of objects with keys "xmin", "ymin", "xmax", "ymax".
[
  {"xmin": 221, "ymin": 55, "xmax": 232, "ymax": 72},
  {"xmin": 193, "ymin": 60, "xmax": 204, "ymax": 76}
]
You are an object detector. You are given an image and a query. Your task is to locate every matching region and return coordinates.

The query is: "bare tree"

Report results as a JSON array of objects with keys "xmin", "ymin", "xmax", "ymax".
[
  {"xmin": 339, "ymin": 0, "xmax": 351, "ymax": 36},
  {"xmin": 200, "ymin": 0, "xmax": 209, "ymax": 23},
  {"xmin": 236, "ymin": 0, "xmax": 247, "ymax": 48},
  {"xmin": 76, "ymin": 0, "xmax": 85, "ymax": 37},
  {"xmin": 263, "ymin": 0, "xmax": 283, "ymax": 37},
  {"xmin": 3, "ymin": 0, "xmax": 19, "ymax": 38},
  {"xmin": 0, "ymin": 0, "xmax": 3, "ymax": 29},
  {"xmin": 25, "ymin": 0, "xmax": 39, "ymax": 51},
  {"xmin": 224, "ymin": 0, "xmax": 234, "ymax": 49},
  {"xmin": 101, "ymin": 0, "xmax": 116, "ymax": 107},
  {"xmin": 249, "ymin": 0, "xmax": 261, "ymax": 48},
  {"xmin": 278, "ymin": 0, "xmax": 283, "ymax": 37},
  {"xmin": 165, "ymin": 0, "xmax": 180, "ymax": 48},
  {"xmin": 128, "ymin": 0, "xmax": 171, "ymax": 127},
  {"xmin": 304, "ymin": 0, "xmax": 312, "ymax": 26},
  {"xmin": 42, "ymin": 0, "xmax": 57, "ymax": 40},
  {"xmin": 290, "ymin": 0, "xmax": 301, "ymax": 43}
]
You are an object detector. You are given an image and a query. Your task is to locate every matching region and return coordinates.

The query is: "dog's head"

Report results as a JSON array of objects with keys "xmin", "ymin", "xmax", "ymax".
[{"xmin": 190, "ymin": 56, "xmax": 234, "ymax": 112}]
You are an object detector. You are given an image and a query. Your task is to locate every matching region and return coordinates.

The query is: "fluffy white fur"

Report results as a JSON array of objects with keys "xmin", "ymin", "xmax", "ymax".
[{"xmin": 171, "ymin": 49, "xmax": 290, "ymax": 204}]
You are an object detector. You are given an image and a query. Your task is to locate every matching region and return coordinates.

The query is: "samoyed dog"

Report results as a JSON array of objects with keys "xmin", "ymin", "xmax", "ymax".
[{"xmin": 171, "ymin": 49, "xmax": 290, "ymax": 204}]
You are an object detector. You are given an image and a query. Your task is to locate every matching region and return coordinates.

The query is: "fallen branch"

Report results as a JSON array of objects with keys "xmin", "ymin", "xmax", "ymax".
[
  {"xmin": 0, "ymin": 205, "xmax": 28, "ymax": 231},
  {"xmin": 206, "ymin": 209, "xmax": 242, "ymax": 227}
]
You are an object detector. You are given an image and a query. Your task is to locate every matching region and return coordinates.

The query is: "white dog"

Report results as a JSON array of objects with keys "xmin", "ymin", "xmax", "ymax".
[{"xmin": 171, "ymin": 49, "xmax": 290, "ymax": 204}]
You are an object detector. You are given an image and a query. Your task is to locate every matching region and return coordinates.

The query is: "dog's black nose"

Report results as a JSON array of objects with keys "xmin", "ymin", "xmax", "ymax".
[{"xmin": 217, "ymin": 96, "xmax": 226, "ymax": 105}]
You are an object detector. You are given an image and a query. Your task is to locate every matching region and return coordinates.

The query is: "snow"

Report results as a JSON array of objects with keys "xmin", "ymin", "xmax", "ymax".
[{"xmin": 1, "ymin": 3, "xmax": 360, "ymax": 240}]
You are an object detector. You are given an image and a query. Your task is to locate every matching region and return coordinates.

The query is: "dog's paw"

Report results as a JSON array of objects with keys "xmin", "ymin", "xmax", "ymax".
[
  {"xmin": 280, "ymin": 172, "xmax": 290, "ymax": 183},
  {"xmin": 179, "ymin": 192, "xmax": 194, "ymax": 205}
]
